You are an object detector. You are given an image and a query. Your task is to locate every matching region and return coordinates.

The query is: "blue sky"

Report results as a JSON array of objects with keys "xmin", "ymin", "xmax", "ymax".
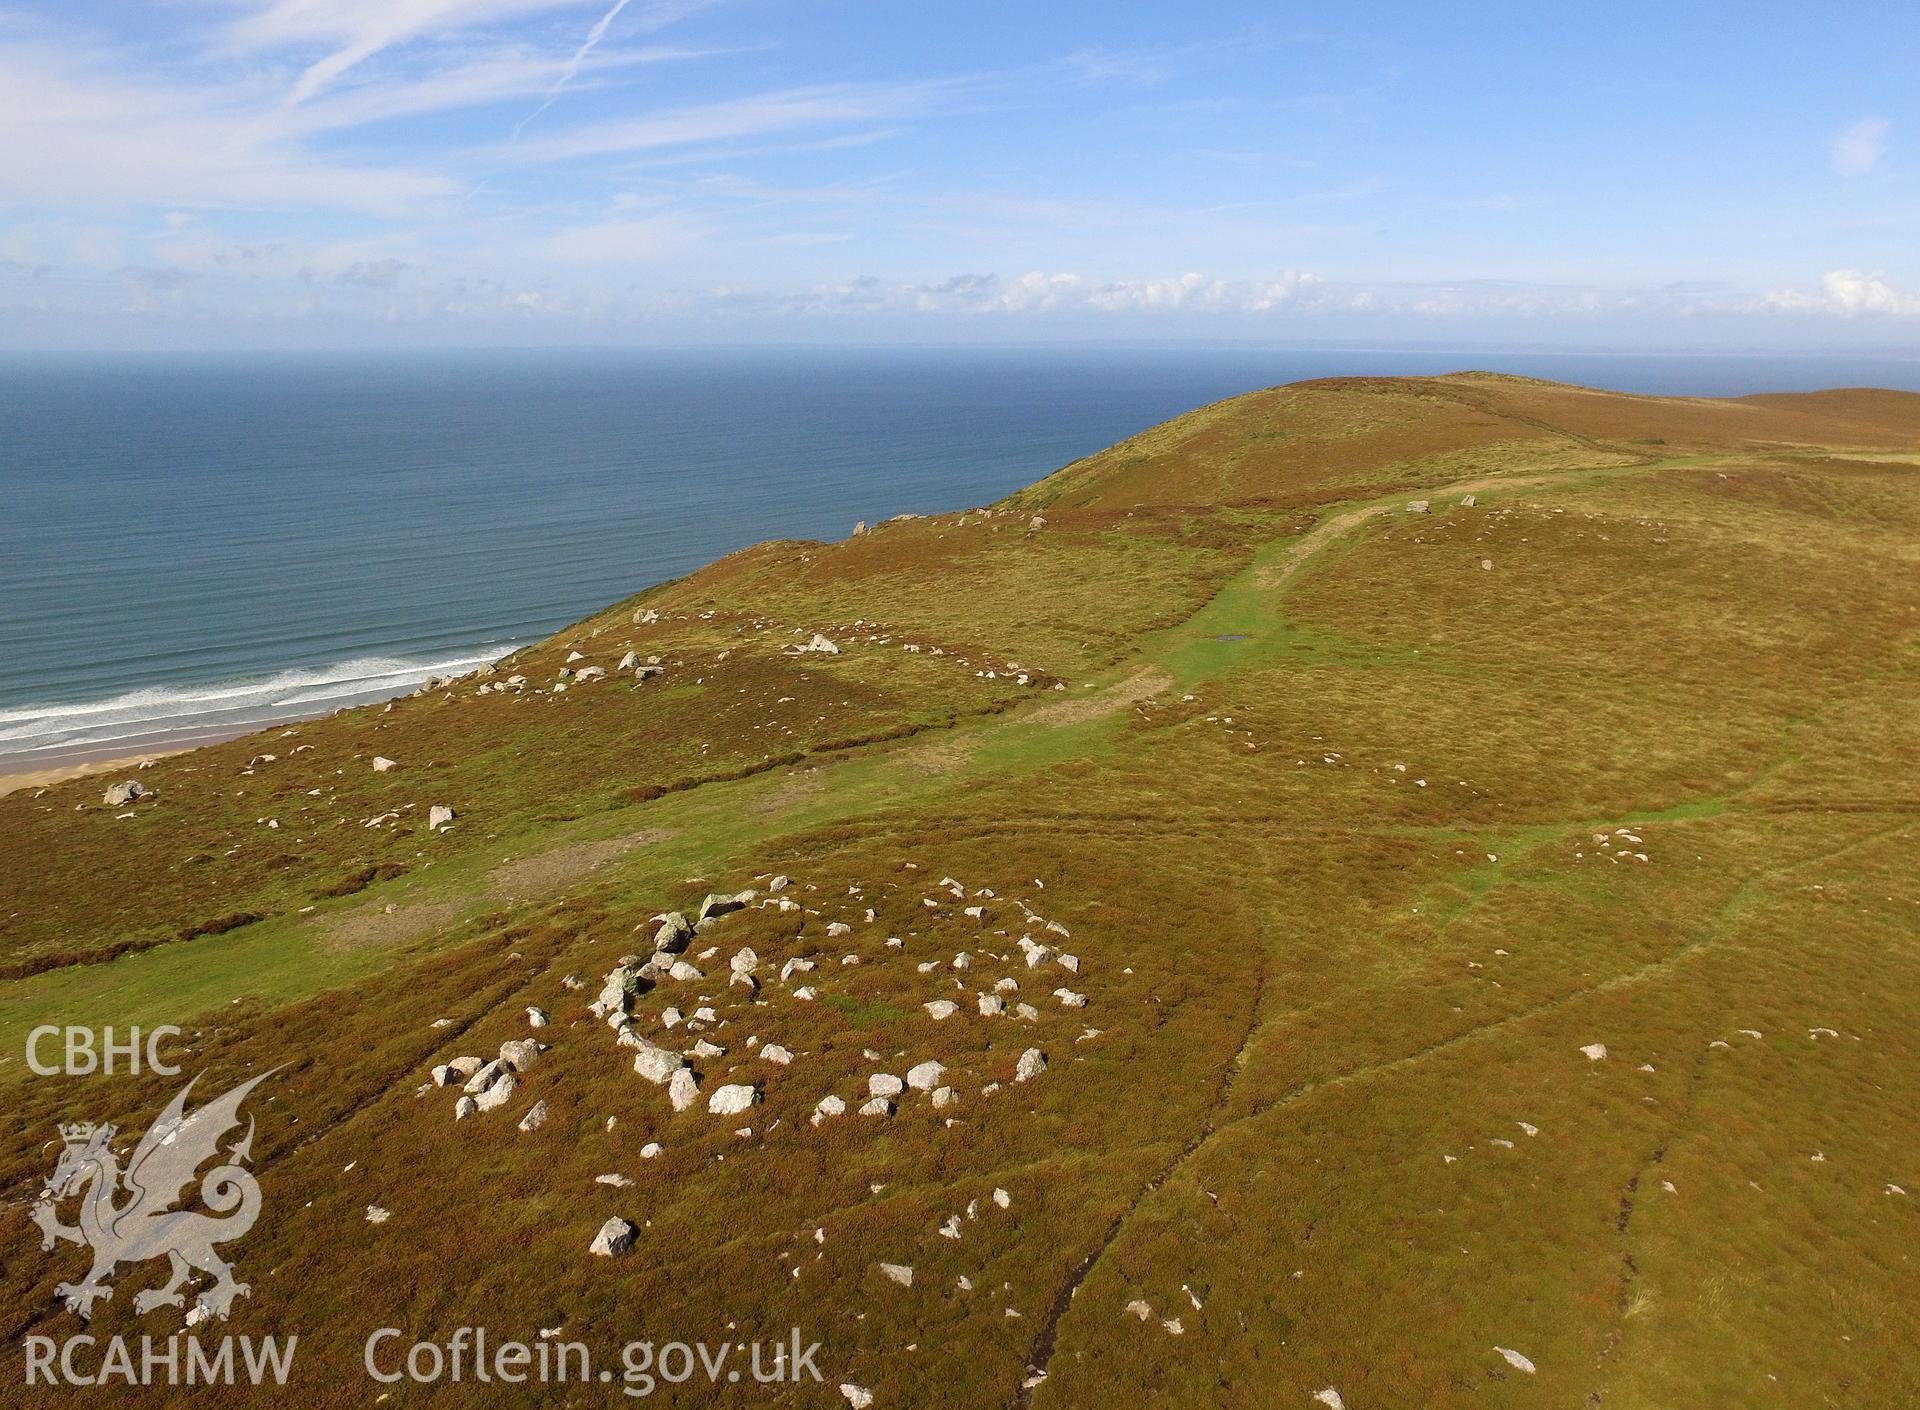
[{"xmin": 1, "ymin": 0, "xmax": 1916, "ymax": 347}]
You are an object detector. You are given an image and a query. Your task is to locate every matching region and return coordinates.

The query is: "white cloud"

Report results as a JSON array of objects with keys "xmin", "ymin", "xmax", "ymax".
[
  {"xmin": 1830, "ymin": 117, "xmax": 1890, "ymax": 176},
  {"xmin": 502, "ymin": 80, "xmax": 962, "ymax": 163},
  {"xmin": 1765, "ymin": 268, "xmax": 1920, "ymax": 317},
  {"xmin": 221, "ymin": 0, "xmax": 581, "ymax": 106},
  {"xmin": 513, "ymin": 0, "xmax": 635, "ymax": 138},
  {"xmin": 0, "ymin": 44, "xmax": 455, "ymax": 215},
  {"xmin": 543, "ymin": 216, "xmax": 689, "ymax": 261}
]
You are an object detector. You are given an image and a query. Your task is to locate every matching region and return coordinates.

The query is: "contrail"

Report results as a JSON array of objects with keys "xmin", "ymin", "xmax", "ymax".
[{"xmin": 513, "ymin": 0, "xmax": 634, "ymax": 140}]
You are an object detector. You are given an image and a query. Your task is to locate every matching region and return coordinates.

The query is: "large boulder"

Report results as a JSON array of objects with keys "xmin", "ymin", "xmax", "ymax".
[
  {"xmin": 652, "ymin": 912, "xmax": 694, "ymax": 953},
  {"xmin": 631, "ymin": 1039, "xmax": 686, "ymax": 1085},
  {"xmin": 707, "ymin": 1083, "xmax": 760, "ymax": 1116},
  {"xmin": 462, "ymin": 1058, "xmax": 510, "ymax": 1094},
  {"xmin": 812, "ymin": 1095, "xmax": 847, "ymax": 1126},
  {"xmin": 591, "ymin": 964, "xmax": 650, "ymax": 1018},
  {"xmin": 589, "ymin": 1218, "xmax": 637, "ymax": 1257},
  {"xmin": 697, "ymin": 890, "xmax": 754, "ymax": 923},
  {"xmin": 102, "ymin": 780, "xmax": 152, "ymax": 807},
  {"xmin": 473, "ymin": 1070, "xmax": 517, "ymax": 1113},
  {"xmin": 906, "ymin": 1061, "xmax": 945, "ymax": 1092},
  {"xmin": 668, "ymin": 1067, "xmax": 700, "ymax": 1112},
  {"xmin": 499, "ymin": 1038, "xmax": 545, "ymax": 1072}
]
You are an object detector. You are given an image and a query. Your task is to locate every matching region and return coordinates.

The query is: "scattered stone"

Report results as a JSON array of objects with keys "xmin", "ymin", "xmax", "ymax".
[
  {"xmin": 1580, "ymin": 1043, "xmax": 1608, "ymax": 1061},
  {"xmin": 840, "ymin": 1385, "xmax": 874, "ymax": 1410},
  {"xmin": 1125, "ymin": 1300, "xmax": 1152, "ymax": 1321},
  {"xmin": 463, "ymin": 1058, "xmax": 510, "ymax": 1094},
  {"xmin": 526, "ymin": 1007, "xmax": 549, "ymax": 1028},
  {"xmin": 924, "ymin": 1000, "xmax": 959, "ymax": 1020},
  {"xmin": 906, "ymin": 1060, "xmax": 945, "ymax": 1091},
  {"xmin": 1053, "ymin": 988, "xmax": 1088, "ymax": 1008},
  {"xmin": 762, "ymin": 1044, "xmax": 795, "ymax": 1065},
  {"xmin": 641, "ymin": 1143, "xmax": 663, "ymax": 1160},
  {"xmin": 931, "ymin": 1087, "xmax": 957, "ymax": 1109},
  {"xmin": 1406, "ymin": 499, "xmax": 1430, "ymax": 513},
  {"xmin": 698, "ymin": 890, "xmax": 753, "ymax": 923},
  {"xmin": 473, "ymin": 1071, "xmax": 517, "ymax": 1113},
  {"xmin": 1314, "ymin": 1391, "xmax": 1346, "ymax": 1410},
  {"xmin": 804, "ymin": 634, "xmax": 841, "ymax": 655},
  {"xmin": 869, "ymin": 1073, "xmax": 906, "ymax": 1098},
  {"xmin": 590, "ymin": 1218, "xmax": 637, "ymax": 1257},
  {"xmin": 668, "ymin": 1068, "xmax": 700, "ymax": 1112},
  {"xmin": 428, "ymin": 805, "xmax": 455, "ymax": 831},
  {"xmin": 454, "ymin": 1096, "xmax": 477, "ymax": 1121},
  {"xmin": 518, "ymin": 1100, "xmax": 549, "ymax": 1132},
  {"xmin": 1014, "ymin": 1048, "xmax": 1047, "ymax": 1082},
  {"xmin": 1494, "ymin": 1347, "xmax": 1536, "ymax": 1374},
  {"xmin": 813, "ymin": 1095, "xmax": 847, "ymax": 1125},
  {"xmin": 653, "ymin": 913, "xmax": 694, "ymax": 953},
  {"xmin": 859, "ymin": 1096, "xmax": 895, "ymax": 1118},
  {"xmin": 499, "ymin": 1038, "xmax": 544, "ymax": 1072},
  {"xmin": 365, "ymin": 1205, "xmax": 390, "ymax": 1224},
  {"xmin": 596, "ymin": 1174, "xmax": 634, "ymax": 1187},
  {"xmin": 879, "ymin": 1263, "xmax": 914, "ymax": 1288},
  {"xmin": 372, "ymin": 756, "xmax": 397, "ymax": 772},
  {"xmin": 707, "ymin": 1083, "xmax": 761, "ymax": 1116},
  {"xmin": 102, "ymin": 780, "xmax": 152, "ymax": 807},
  {"xmin": 632, "ymin": 1039, "xmax": 687, "ymax": 1085}
]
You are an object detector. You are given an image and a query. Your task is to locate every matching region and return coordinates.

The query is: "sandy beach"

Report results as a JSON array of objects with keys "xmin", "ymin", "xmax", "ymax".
[{"xmin": 0, "ymin": 750, "xmax": 181, "ymax": 798}]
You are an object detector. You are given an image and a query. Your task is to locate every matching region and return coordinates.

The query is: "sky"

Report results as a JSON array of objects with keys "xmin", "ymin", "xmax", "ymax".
[{"xmin": 1, "ymin": 0, "xmax": 1917, "ymax": 349}]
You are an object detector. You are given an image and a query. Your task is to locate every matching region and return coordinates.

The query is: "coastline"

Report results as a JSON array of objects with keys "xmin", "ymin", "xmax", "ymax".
[
  {"xmin": 0, "ymin": 648, "xmax": 515, "ymax": 791},
  {"xmin": 0, "ymin": 749, "xmax": 185, "ymax": 798}
]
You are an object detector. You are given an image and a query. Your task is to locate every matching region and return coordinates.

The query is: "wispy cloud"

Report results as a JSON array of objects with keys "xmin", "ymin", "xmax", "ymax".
[
  {"xmin": 0, "ymin": 42, "xmax": 456, "ymax": 215},
  {"xmin": 227, "ymin": 0, "xmax": 583, "ymax": 108},
  {"xmin": 1830, "ymin": 117, "xmax": 1891, "ymax": 176},
  {"xmin": 501, "ymin": 79, "xmax": 967, "ymax": 164},
  {"xmin": 513, "ymin": 0, "xmax": 635, "ymax": 138}
]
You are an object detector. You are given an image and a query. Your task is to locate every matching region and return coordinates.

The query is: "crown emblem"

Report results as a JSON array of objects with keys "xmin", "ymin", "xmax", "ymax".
[{"xmin": 58, "ymin": 1122, "xmax": 112, "ymax": 1146}]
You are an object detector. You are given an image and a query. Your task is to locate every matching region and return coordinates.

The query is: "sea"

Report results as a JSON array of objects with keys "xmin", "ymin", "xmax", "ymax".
[{"xmin": 4, "ymin": 345, "xmax": 1917, "ymax": 770}]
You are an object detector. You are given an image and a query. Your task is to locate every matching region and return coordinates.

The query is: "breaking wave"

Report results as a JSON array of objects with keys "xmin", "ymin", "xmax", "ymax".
[{"xmin": 0, "ymin": 648, "xmax": 512, "ymax": 767}]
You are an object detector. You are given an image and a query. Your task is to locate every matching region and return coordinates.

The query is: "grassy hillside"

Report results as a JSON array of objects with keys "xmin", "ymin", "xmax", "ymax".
[{"xmin": 2, "ymin": 374, "xmax": 1917, "ymax": 1408}]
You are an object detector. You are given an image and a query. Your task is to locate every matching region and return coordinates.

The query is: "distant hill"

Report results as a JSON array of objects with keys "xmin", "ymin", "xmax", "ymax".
[{"xmin": 3, "ymin": 377, "xmax": 1916, "ymax": 1408}]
